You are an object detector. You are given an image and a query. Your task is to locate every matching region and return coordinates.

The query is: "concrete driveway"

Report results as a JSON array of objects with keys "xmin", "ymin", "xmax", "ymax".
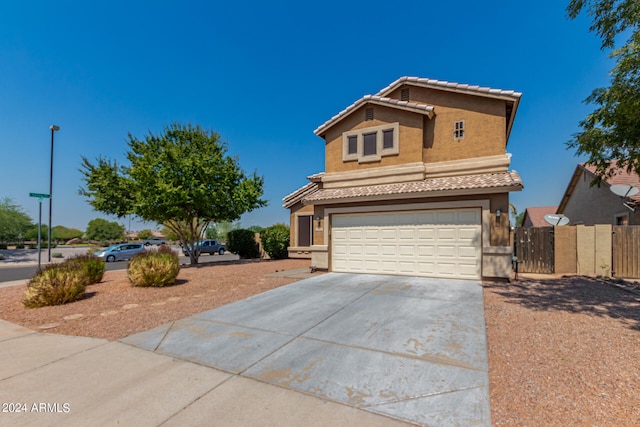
[{"xmin": 123, "ymin": 273, "xmax": 490, "ymax": 426}]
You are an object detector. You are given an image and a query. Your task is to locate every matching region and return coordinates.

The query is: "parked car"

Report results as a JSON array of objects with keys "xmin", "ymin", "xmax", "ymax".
[
  {"xmin": 143, "ymin": 237, "xmax": 166, "ymax": 246},
  {"xmin": 182, "ymin": 240, "xmax": 226, "ymax": 256},
  {"xmin": 95, "ymin": 243, "xmax": 146, "ymax": 262}
]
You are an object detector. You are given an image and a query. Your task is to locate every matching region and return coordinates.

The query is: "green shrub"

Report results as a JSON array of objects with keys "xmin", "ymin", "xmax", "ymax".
[
  {"xmin": 23, "ymin": 263, "xmax": 89, "ymax": 308},
  {"xmin": 64, "ymin": 254, "xmax": 105, "ymax": 285},
  {"xmin": 261, "ymin": 224, "xmax": 290, "ymax": 259},
  {"xmin": 0, "ymin": 254, "xmax": 4, "ymax": 260},
  {"xmin": 15, "ymin": 244, "xmax": 25, "ymax": 249},
  {"xmin": 227, "ymin": 229, "xmax": 260, "ymax": 259},
  {"xmin": 127, "ymin": 250, "xmax": 180, "ymax": 287},
  {"xmin": 0, "ymin": 244, "xmax": 7, "ymax": 250},
  {"xmin": 52, "ymin": 252, "xmax": 63, "ymax": 258}
]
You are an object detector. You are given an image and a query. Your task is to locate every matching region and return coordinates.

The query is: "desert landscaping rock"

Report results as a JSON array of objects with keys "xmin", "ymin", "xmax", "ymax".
[
  {"xmin": 38, "ymin": 323, "xmax": 61, "ymax": 329},
  {"xmin": 63, "ymin": 314, "xmax": 84, "ymax": 320}
]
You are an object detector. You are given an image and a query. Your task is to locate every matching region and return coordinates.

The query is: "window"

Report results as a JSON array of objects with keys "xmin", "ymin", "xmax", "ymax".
[
  {"xmin": 383, "ymin": 129, "xmax": 394, "ymax": 149},
  {"xmin": 616, "ymin": 214, "xmax": 629, "ymax": 225},
  {"xmin": 342, "ymin": 122, "xmax": 399, "ymax": 162},
  {"xmin": 297, "ymin": 215, "xmax": 312, "ymax": 247},
  {"xmin": 363, "ymin": 133, "xmax": 377, "ymax": 156},
  {"xmin": 347, "ymin": 135, "xmax": 357, "ymax": 155},
  {"xmin": 454, "ymin": 120, "xmax": 465, "ymax": 140}
]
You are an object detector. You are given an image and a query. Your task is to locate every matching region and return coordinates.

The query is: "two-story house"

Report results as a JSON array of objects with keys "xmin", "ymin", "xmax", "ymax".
[{"xmin": 283, "ymin": 77, "xmax": 523, "ymax": 279}]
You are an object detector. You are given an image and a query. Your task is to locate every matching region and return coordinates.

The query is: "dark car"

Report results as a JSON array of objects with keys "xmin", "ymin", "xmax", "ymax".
[{"xmin": 182, "ymin": 240, "xmax": 226, "ymax": 256}]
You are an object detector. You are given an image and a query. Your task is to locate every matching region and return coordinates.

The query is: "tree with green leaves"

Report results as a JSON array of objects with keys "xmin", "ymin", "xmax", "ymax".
[
  {"xmin": 0, "ymin": 198, "xmax": 33, "ymax": 242},
  {"xmin": 85, "ymin": 218, "xmax": 125, "ymax": 241},
  {"xmin": 80, "ymin": 123, "xmax": 266, "ymax": 264},
  {"xmin": 52, "ymin": 225, "xmax": 83, "ymax": 241},
  {"xmin": 566, "ymin": 0, "xmax": 640, "ymax": 180}
]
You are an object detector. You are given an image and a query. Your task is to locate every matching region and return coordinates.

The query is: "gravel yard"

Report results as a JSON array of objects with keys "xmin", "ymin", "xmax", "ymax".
[
  {"xmin": 0, "ymin": 260, "xmax": 638, "ymax": 425},
  {"xmin": 485, "ymin": 275, "xmax": 640, "ymax": 426}
]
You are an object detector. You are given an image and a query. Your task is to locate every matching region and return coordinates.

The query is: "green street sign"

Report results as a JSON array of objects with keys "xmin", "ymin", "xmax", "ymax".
[{"xmin": 29, "ymin": 192, "xmax": 50, "ymax": 199}]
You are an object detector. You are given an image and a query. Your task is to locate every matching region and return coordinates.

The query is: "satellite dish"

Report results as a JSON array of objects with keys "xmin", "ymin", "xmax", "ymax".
[
  {"xmin": 544, "ymin": 214, "xmax": 570, "ymax": 226},
  {"xmin": 610, "ymin": 184, "xmax": 639, "ymax": 198}
]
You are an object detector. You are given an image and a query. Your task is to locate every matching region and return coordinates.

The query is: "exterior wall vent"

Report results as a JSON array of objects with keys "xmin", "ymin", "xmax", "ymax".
[
  {"xmin": 401, "ymin": 88, "xmax": 410, "ymax": 101},
  {"xmin": 365, "ymin": 108, "xmax": 374, "ymax": 121}
]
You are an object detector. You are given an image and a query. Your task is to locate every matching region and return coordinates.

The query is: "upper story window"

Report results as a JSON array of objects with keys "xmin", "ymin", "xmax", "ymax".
[
  {"xmin": 342, "ymin": 122, "xmax": 399, "ymax": 163},
  {"xmin": 454, "ymin": 120, "xmax": 465, "ymax": 140}
]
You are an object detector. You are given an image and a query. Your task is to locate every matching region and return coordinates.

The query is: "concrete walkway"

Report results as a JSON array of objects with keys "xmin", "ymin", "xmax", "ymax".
[{"xmin": 0, "ymin": 273, "xmax": 490, "ymax": 426}]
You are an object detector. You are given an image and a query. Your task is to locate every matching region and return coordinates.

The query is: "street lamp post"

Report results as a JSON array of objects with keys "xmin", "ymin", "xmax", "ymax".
[{"xmin": 48, "ymin": 125, "xmax": 60, "ymax": 262}]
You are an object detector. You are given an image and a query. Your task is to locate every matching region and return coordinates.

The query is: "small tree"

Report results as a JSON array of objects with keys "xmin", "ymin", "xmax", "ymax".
[
  {"xmin": 85, "ymin": 218, "xmax": 125, "ymax": 241},
  {"xmin": 136, "ymin": 229, "xmax": 154, "ymax": 240},
  {"xmin": 80, "ymin": 123, "xmax": 265, "ymax": 264},
  {"xmin": 0, "ymin": 198, "xmax": 33, "ymax": 242},
  {"xmin": 52, "ymin": 226, "xmax": 83, "ymax": 242},
  {"xmin": 227, "ymin": 229, "xmax": 260, "ymax": 259},
  {"xmin": 261, "ymin": 224, "xmax": 290, "ymax": 259}
]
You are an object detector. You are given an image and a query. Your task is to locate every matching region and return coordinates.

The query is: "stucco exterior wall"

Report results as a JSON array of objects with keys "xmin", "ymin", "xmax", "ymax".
[
  {"xmin": 562, "ymin": 170, "xmax": 640, "ymax": 225},
  {"xmin": 288, "ymin": 202, "xmax": 314, "ymax": 259},
  {"xmin": 324, "ymin": 105, "xmax": 424, "ymax": 173},
  {"xmin": 387, "ymin": 86, "xmax": 507, "ymax": 163}
]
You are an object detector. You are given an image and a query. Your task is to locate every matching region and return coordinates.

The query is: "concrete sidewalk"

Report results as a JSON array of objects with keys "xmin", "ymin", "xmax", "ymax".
[{"xmin": 0, "ymin": 318, "xmax": 411, "ymax": 427}]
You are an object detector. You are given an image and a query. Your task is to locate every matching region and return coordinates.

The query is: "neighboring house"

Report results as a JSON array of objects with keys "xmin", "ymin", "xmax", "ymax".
[
  {"xmin": 557, "ymin": 161, "xmax": 640, "ymax": 225},
  {"xmin": 283, "ymin": 76, "xmax": 524, "ymax": 279},
  {"xmin": 521, "ymin": 206, "xmax": 558, "ymax": 227}
]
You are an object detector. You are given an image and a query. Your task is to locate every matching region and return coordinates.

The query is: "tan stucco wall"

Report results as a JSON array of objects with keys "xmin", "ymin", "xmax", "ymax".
[
  {"xmin": 324, "ymin": 105, "xmax": 424, "ymax": 173},
  {"xmin": 288, "ymin": 202, "xmax": 314, "ymax": 259},
  {"xmin": 387, "ymin": 86, "xmax": 508, "ymax": 163},
  {"xmin": 562, "ymin": 170, "xmax": 640, "ymax": 225}
]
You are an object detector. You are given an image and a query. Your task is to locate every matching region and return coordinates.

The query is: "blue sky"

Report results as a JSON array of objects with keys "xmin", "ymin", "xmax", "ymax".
[{"xmin": 0, "ymin": 0, "xmax": 611, "ymax": 231}]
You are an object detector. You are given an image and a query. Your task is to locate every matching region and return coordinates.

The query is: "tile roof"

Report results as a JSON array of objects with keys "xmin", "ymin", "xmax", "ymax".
[
  {"xmin": 314, "ymin": 95, "xmax": 434, "ymax": 136},
  {"xmin": 303, "ymin": 171, "xmax": 523, "ymax": 203},
  {"xmin": 376, "ymin": 76, "xmax": 522, "ymax": 100},
  {"xmin": 282, "ymin": 182, "xmax": 320, "ymax": 208},
  {"xmin": 523, "ymin": 206, "xmax": 558, "ymax": 227}
]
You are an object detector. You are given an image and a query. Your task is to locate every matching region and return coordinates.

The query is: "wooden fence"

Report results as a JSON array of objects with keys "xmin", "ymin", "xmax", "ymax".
[
  {"xmin": 612, "ymin": 226, "xmax": 640, "ymax": 278},
  {"xmin": 513, "ymin": 227, "xmax": 554, "ymax": 274}
]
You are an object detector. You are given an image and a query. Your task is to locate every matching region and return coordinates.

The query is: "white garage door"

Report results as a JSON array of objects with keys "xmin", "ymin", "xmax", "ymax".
[{"xmin": 331, "ymin": 209, "xmax": 481, "ymax": 279}]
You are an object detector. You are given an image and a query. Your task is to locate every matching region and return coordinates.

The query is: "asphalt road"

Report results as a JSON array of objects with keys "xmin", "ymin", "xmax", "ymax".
[{"xmin": 0, "ymin": 253, "xmax": 239, "ymax": 283}]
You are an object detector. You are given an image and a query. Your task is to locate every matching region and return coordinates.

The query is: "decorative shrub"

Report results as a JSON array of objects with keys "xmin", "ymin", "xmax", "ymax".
[
  {"xmin": 127, "ymin": 249, "xmax": 180, "ymax": 287},
  {"xmin": 227, "ymin": 229, "xmax": 260, "ymax": 259},
  {"xmin": 64, "ymin": 254, "xmax": 105, "ymax": 285},
  {"xmin": 261, "ymin": 224, "xmax": 290, "ymax": 259},
  {"xmin": 15, "ymin": 244, "xmax": 25, "ymax": 249},
  {"xmin": 0, "ymin": 254, "xmax": 4, "ymax": 260},
  {"xmin": 0, "ymin": 244, "xmax": 7, "ymax": 250},
  {"xmin": 23, "ymin": 263, "xmax": 89, "ymax": 308},
  {"xmin": 52, "ymin": 252, "xmax": 64, "ymax": 258}
]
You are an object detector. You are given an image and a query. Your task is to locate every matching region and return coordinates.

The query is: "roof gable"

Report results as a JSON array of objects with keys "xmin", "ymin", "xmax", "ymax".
[
  {"xmin": 314, "ymin": 95, "xmax": 434, "ymax": 137},
  {"xmin": 522, "ymin": 206, "xmax": 558, "ymax": 227},
  {"xmin": 557, "ymin": 161, "xmax": 640, "ymax": 213},
  {"xmin": 376, "ymin": 76, "xmax": 522, "ymax": 142}
]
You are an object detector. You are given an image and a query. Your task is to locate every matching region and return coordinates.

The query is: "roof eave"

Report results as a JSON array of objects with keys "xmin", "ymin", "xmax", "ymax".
[{"xmin": 303, "ymin": 184, "xmax": 523, "ymax": 206}]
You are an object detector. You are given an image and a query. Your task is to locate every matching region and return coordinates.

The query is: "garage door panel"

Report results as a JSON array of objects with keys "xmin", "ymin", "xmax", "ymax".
[
  {"xmin": 417, "ymin": 245, "xmax": 435, "ymax": 256},
  {"xmin": 458, "ymin": 227, "xmax": 480, "ymax": 240},
  {"xmin": 364, "ymin": 245, "xmax": 379, "ymax": 256},
  {"xmin": 332, "ymin": 209, "xmax": 481, "ymax": 279}
]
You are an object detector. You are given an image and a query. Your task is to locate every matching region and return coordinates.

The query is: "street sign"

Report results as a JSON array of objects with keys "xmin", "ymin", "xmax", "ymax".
[{"xmin": 29, "ymin": 192, "xmax": 50, "ymax": 199}]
